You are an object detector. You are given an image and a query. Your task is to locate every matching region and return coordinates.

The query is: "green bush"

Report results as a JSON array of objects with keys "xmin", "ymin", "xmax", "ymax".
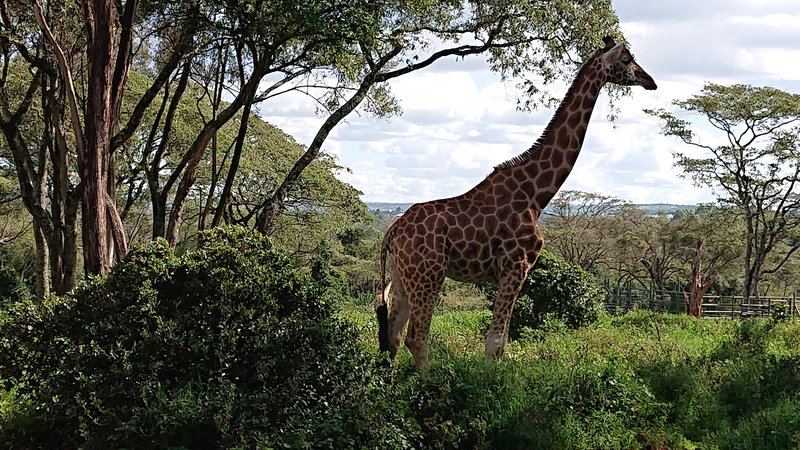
[
  {"xmin": 0, "ymin": 227, "xmax": 407, "ymax": 449},
  {"xmin": 488, "ymin": 250, "xmax": 605, "ymax": 339},
  {"xmin": 0, "ymin": 265, "xmax": 27, "ymax": 304}
]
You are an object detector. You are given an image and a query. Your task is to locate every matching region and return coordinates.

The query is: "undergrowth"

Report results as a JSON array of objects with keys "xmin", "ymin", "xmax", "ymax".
[{"xmin": 1, "ymin": 227, "xmax": 798, "ymax": 448}]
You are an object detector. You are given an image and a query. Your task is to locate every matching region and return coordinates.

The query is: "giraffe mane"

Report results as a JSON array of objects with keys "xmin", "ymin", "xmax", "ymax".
[{"xmin": 491, "ymin": 49, "xmax": 603, "ymax": 173}]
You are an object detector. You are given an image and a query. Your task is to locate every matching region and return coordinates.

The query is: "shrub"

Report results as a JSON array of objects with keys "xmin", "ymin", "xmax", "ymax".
[
  {"xmin": 489, "ymin": 250, "xmax": 605, "ymax": 339},
  {"xmin": 0, "ymin": 227, "xmax": 407, "ymax": 449},
  {"xmin": 0, "ymin": 265, "xmax": 28, "ymax": 305}
]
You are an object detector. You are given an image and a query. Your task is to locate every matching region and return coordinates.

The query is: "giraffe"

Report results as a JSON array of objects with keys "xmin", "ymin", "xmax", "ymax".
[{"xmin": 375, "ymin": 37, "xmax": 657, "ymax": 371}]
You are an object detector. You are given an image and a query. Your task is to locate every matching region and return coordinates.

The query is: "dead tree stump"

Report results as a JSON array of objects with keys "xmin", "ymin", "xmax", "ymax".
[{"xmin": 684, "ymin": 240, "xmax": 716, "ymax": 318}]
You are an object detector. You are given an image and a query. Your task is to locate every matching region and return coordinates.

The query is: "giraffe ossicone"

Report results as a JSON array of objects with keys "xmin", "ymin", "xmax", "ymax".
[{"xmin": 375, "ymin": 36, "xmax": 657, "ymax": 371}]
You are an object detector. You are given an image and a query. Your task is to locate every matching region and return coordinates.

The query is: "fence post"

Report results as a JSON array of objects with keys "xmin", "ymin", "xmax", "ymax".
[{"xmin": 731, "ymin": 296, "xmax": 735, "ymax": 319}]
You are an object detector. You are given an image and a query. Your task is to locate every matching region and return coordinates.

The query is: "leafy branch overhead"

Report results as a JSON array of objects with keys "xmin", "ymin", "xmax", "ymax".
[{"xmin": 2, "ymin": 0, "xmax": 624, "ymax": 294}]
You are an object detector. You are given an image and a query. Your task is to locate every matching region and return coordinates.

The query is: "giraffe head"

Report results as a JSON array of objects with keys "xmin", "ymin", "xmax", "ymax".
[{"xmin": 600, "ymin": 36, "xmax": 657, "ymax": 90}]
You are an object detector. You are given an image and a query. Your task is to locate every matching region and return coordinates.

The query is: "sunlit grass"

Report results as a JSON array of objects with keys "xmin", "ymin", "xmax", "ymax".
[{"xmin": 338, "ymin": 298, "xmax": 800, "ymax": 449}]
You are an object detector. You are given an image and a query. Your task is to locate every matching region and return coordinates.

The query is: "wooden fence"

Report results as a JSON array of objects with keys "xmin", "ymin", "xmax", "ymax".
[{"xmin": 603, "ymin": 284, "xmax": 800, "ymax": 319}]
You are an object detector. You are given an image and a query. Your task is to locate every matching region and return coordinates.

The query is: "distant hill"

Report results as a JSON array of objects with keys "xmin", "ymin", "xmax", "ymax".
[
  {"xmin": 635, "ymin": 204, "xmax": 697, "ymax": 215},
  {"xmin": 366, "ymin": 202, "xmax": 416, "ymax": 214},
  {"xmin": 367, "ymin": 202, "xmax": 697, "ymax": 216}
]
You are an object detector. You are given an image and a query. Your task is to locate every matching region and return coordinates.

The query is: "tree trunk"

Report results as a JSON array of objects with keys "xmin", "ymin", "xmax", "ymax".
[
  {"xmin": 81, "ymin": 0, "xmax": 115, "ymax": 274},
  {"xmin": 200, "ymin": 49, "xmax": 228, "ymax": 230},
  {"xmin": 684, "ymin": 240, "xmax": 715, "ymax": 318},
  {"xmin": 33, "ymin": 226, "xmax": 50, "ymax": 299},
  {"xmin": 165, "ymin": 65, "xmax": 265, "ymax": 247},
  {"xmin": 211, "ymin": 95, "xmax": 253, "ymax": 228}
]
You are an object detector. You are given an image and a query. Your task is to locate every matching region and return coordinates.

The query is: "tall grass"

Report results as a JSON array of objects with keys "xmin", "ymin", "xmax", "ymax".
[
  {"xmin": 346, "ymin": 303, "xmax": 800, "ymax": 450},
  {"xmin": 4, "ymin": 286, "xmax": 798, "ymax": 448}
]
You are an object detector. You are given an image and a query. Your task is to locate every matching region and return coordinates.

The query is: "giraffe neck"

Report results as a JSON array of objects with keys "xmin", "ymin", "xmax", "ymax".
[{"xmin": 485, "ymin": 52, "xmax": 606, "ymax": 211}]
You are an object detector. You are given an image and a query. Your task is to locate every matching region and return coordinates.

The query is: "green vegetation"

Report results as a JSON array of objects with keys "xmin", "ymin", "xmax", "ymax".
[
  {"xmin": 0, "ymin": 228, "xmax": 399, "ymax": 449},
  {"xmin": 2, "ymin": 229, "xmax": 798, "ymax": 449},
  {"xmin": 505, "ymin": 249, "xmax": 606, "ymax": 337}
]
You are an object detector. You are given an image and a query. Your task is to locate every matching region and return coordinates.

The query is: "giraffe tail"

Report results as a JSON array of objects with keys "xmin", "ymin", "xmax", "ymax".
[
  {"xmin": 376, "ymin": 225, "xmax": 395, "ymax": 353},
  {"xmin": 376, "ymin": 282, "xmax": 391, "ymax": 353}
]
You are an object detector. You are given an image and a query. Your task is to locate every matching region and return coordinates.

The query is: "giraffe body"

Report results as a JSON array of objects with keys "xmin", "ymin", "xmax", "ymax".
[{"xmin": 376, "ymin": 37, "xmax": 657, "ymax": 371}]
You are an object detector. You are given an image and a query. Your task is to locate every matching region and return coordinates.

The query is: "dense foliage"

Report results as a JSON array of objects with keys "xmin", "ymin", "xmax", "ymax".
[
  {"xmin": 1, "ymin": 231, "xmax": 799, "ymax": 447},
  {"xmin": 0, "ymin": 227, "xmax": 400, "ymax": 449},
  {"xmin": 341, "ymin": 307, "xmax": 800, "ymax": 449},
  {"xmin": 485, "ymin": 250, "xmax": 606, "ymax": 338}
]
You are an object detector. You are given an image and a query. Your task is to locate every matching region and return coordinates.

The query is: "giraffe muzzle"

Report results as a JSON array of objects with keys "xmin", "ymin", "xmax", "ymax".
[{"xmin": 636, "ymin": 67, "xmax": 657, "ymax": 90}]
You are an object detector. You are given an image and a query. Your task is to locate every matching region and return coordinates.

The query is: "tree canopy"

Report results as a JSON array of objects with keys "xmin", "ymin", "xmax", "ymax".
[{"xmin": 1, "ymin": 0, "xmax": 626, "ymax": 294}]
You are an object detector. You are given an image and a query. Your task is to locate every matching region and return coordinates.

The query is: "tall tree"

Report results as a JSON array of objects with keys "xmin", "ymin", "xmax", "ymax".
[
  {"xmin": 4, "ymin": 0, "xmax": 199, "ymax": 284},
  {"xmin": 647, "ymin": 83, "xmax": 800, "ymax": 299},
  {"xmin": 4, "ymin": 0, "xmax": 626, "ymax": 290},
  {"xmin": 0, "ymin": 2, "xmax": 86, "ymax": 296}
]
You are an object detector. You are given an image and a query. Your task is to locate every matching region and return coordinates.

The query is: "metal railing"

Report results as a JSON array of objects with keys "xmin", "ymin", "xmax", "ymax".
[{"xmin": 603, "ymin": 284, "xmax": 800, "ymax": 318}]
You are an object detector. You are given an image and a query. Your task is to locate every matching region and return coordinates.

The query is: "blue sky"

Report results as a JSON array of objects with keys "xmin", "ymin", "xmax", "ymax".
[{"xmin": 260, "ymin": 0, "xmax": 800, "ymax": 205}]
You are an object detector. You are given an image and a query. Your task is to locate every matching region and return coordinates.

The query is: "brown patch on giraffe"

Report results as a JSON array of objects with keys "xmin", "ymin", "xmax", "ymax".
[
  {"xmin": 449, "ymin": 226, "xmax": 464, "ymax": 241},
  {"xmin": 497, "ymin": 207, "xmax": 510, "ymax": 223},
  {"xmin": 463, "ymin": 225, "xmax": 477, "ymax": 242},
  {"xmin": 582, "ymin": 95, "xmax": 594, "ymax": 110},
  {"xmin": 425, "ymin": 233, "xmax": 435, "ymax": 248},
  {"xmin": 555, "ymin": 167, "xmax": 570, "ymax": 185},
  {"xmin": 551, "ymin": 151, "xmax": 563, "ymax": 168},
  {"xmin": 536, "ymin": 170, "xmax": 554, "ymax": 189},
  {"xmin": 556, "ymin": 129, "xmax": 570, "ymax": 149},
  {"xmin": 567, "ymin": 150, "xmax": 580, "ymax": 166},
  {"xmin": 503, "ymin": 177, "xmax": 517, "ymax": 192},
  {"xmin": 520, "ymin": 180, "xmax": 535, "ymax": 194},
  {"xmin": 567, "ymin": 111, "xmax": 581, "ymax": 128},
  {"xmin": 484, "ymin": 216, "xmax": 499, "ymax": 234},
  {"xmin": 464, "ymin": 242, "xmax": 480, "ymax": 259},
  {"xmin": 534, "ymin": 191, "xmax": 552, "ymax": 209},
  {"xmin": 539, "ymin": 159, "xmax": 551, "ymax": 171},
  {"xmin": 511, "ymin": 199, "xmax": 528, "ymax": 211}
]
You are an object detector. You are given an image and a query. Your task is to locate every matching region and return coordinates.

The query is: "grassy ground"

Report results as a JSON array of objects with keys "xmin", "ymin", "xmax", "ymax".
[
  {"xmin": 341, "ymin": 302, "xmax": 800, "ymax": 449},
  {"xmin": 3, "ymin": 297, "xmax": 798, "ymax": 449}
]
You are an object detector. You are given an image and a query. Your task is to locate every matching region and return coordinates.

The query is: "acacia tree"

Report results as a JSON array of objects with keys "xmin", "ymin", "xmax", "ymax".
[{"xmin": 648, "ymin": 83, "xmax": 800, "ymax": 300}]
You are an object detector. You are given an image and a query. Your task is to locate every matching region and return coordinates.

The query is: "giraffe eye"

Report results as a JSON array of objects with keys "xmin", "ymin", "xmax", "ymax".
[{"xmin": 621, "ymin": 55, "xmax": 632, "ymax": 65}]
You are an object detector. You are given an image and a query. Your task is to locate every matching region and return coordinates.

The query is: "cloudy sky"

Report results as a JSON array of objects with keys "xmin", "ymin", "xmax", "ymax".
[{"xmin": 260, "ymin": 0, "xmax": 800, "ymax": 206}]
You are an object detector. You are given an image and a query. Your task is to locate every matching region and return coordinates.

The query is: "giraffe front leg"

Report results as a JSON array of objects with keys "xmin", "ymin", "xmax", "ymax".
[{"xmin": 485, "ymin": 264, "xmax": 529, "ymax": 363}]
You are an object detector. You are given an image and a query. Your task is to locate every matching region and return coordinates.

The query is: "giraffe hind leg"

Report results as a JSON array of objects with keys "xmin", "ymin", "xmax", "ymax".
[
  {"xmin": 386, "ymin": 275, "xmax": 409, "ymax": 361},
  {"xmin": 404, "ymin": 285, "xmax": 441, "ymax": 373}
]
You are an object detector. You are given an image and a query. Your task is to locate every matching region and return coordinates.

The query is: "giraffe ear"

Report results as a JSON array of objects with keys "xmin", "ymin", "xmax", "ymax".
[{"xmin": 602, "ymin": 36, "xmax": 616, "ymax": 52}]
